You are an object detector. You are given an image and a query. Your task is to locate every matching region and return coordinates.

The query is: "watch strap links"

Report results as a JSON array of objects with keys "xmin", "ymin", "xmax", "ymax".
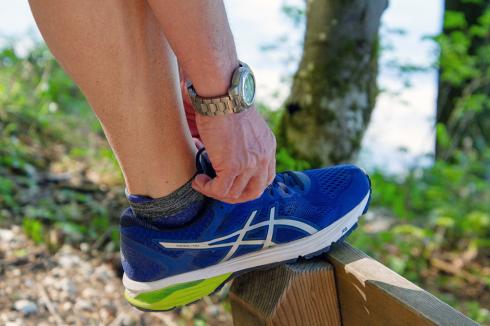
[
  {"xmin": 190, "ymin": 94, "xmax": 238, "ymax": 116},
  {"xmin": 187, "ymin": 82, "xmax": 245, "ymax": 116}
]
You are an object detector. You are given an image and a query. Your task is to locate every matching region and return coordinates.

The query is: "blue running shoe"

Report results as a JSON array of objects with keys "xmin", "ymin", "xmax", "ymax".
[{"xmin": 121, "ymin": 150, "xmax": 371, "ymax": 311}]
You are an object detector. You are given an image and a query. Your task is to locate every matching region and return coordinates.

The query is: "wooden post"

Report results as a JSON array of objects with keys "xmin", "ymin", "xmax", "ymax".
[
  {"xmin": 326, "ymin": 243, "xmax": 479, "ymax": 326},
  {"xmin": 229, "ymin": 243, "xmax": 479, "ymax": 326},
  {"xmin": 229, "ymin": 259, "xmax": 341, "ymax": 326}
]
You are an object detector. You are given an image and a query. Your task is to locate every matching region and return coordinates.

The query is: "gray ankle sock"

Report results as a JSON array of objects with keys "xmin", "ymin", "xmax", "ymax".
[{"xmin": 127, "ymin": 178, "xmax": 204, "ymax": 219}]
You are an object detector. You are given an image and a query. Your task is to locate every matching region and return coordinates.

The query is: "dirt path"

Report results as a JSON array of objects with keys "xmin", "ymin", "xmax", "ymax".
[{"xmin": 0, "ymin": 226, "xmax": 232, "ymax": 326}]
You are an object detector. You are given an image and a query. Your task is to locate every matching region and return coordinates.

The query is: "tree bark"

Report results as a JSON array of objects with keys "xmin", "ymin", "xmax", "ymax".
[
  {"xmin": 279, "ymin": 0, "xmax": 388, "ymax": 167},
  {"xmin": 436, "ymin": 0, "xmax": 490, "ymax": 160}
]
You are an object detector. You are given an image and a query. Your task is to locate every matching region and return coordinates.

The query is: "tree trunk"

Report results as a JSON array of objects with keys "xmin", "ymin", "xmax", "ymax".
[
  {"xmin": 436, "ymin": 0, "xmax": 490, "ymax": 159},
  {"xmin": 279, "ymin": 0, "xmax": 388, "ymax": 167}
]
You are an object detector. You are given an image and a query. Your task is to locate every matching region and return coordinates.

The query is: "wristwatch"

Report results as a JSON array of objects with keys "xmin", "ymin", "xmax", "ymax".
[{"xmin": 186, "ymin": 61, "xmax": 256, "ymax": 116}]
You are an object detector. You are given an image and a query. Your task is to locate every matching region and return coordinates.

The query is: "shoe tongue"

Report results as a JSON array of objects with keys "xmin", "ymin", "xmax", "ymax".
[
  {"xmin": 196, "ymin": 148, "xmax": 216, "ymax": 178},
  {"xmin": 276, "ymin": 171, "xmax": 307, "ymax": 190}
]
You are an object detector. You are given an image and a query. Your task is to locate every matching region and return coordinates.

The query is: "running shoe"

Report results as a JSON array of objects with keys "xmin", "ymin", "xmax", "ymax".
[{"xmin": 121, "ymin": 149, "xmax": 371, "ymax": 311}]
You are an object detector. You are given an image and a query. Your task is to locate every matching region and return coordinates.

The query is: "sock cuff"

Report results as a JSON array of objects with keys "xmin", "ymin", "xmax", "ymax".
[{"xmin": 127, "ymin": 178, "xmax": 204, "ymax": 218}]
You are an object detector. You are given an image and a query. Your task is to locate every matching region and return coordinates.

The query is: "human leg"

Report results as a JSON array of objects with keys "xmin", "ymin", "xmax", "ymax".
[{"xmin": 28, "ymin": 0, "xmax": 196, "ymax": 198}]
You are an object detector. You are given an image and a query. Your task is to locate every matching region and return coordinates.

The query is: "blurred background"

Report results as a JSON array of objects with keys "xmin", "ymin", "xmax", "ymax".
[{"xmin": 0, "ymin": 0, "xmax": 489, "ymax": 325}]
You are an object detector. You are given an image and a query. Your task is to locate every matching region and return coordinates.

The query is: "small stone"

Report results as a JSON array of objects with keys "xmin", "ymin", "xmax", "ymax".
[
  {"xmin": 0, "ymin": 229, "xmax": 15, "ymax": 242},
  {"xmin": 104, "ymin": 283, "xmax": 116, "ymax": 293},
  {"xmin": 82, "ymin": 287, "xmax": 97, "ymax": 298},
  {"xmin": 80, "ymin": 243, "xmax": 90, "ymax": 252},
  {"xmin": 62, "ymin": 302, "xmax": 72, "ymax": 311},
  {"xmin": 120, "ymin": 314, "xmax": 135, "ymax": 326},
  {"xmin": 59, "ymin": 279, "xmax": 77, "ymax": 297},
  {"xmin": 75, "ymin": 299, "xmax": 93, "ymax": 311},
  {"xmin": 94, "ymin": 265, "xmax": 112, "ymax": 282},
  {"xmin": 14, "ymin": 299, "xmax": 38, "ymax": 315},
  {"xmin": 205, "ymin": 304, "xmax": 221, "ymax": 317},
  {"xmin": 79, "ymin": 261, "xmax": 93, "ymax": 276},
  {"xmin": 58, "ymin": 254, "xmax": 81, "ymax": 269},
  {"xmin": 99, "ymin": 308, "xmax": 110, "ymax": 321},
  {"xmin": 181, "ymin": 306, "xmax": 195, "ymax": 320},
  {"xmin": 43, "ymin": 276, "xmax": 57, "ymax": 287},
  {"xmin": 24, "ymin": 279, "xmax": 34, "ymax": 288},
  {"xmin": 6, "ymin": 322, "xmax": 22, "ymax": 326}
]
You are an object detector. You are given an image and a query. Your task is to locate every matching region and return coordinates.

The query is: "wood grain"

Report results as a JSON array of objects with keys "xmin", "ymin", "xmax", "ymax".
[
  {"xmin": 230, "ymin": 259, "xmax": 341, "ymax": 326},
  {"xmin": 326, "ymin": 242, "xmax": 479, "ymax": 326}
]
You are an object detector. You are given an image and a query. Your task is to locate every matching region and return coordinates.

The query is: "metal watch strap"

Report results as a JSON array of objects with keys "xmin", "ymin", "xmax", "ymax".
[
  {"xmin": 187, "ymin": 83, "xmax": 245, "ymax": 116},
  {"xmin": 189, "ymin": 92, "xmax": 240, "ymax": 116}
]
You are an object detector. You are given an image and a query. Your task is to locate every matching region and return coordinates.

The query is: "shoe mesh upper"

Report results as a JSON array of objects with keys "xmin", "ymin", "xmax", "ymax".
[{"xmin": 313, "ymin": 165, "xmax": 353, "ymax": 199}]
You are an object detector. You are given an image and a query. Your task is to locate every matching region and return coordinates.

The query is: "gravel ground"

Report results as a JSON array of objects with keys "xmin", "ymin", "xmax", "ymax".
[{"xmin": 0, "ymin": 226, "xmax": 233, "ymax": 326}]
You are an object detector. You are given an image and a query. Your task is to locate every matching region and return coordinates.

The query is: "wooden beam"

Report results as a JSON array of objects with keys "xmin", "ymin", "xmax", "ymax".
[
  {"xmin": 326, "ymin": 242, "xmax": 479, "ymax": 326},
  {"xmin": 230, "ymin": 259, "xmax": 341, "ymax": 326}
]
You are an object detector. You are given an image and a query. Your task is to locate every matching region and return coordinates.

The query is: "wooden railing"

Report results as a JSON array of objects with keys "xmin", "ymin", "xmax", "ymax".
[{"xmin": 229, "ymin": 243, "xmax": 479, "ymax": 326}]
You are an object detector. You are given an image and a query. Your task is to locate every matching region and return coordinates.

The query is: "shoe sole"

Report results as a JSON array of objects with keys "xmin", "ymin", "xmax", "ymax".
[{"xmin": 123, "ymin": 191, "xmax": 370, "ymax": 311}]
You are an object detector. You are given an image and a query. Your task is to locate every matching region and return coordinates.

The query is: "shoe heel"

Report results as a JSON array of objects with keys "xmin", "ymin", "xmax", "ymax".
[{"xmin": 124, "ymin": 273, "xmax": 232, "ymax": 311}]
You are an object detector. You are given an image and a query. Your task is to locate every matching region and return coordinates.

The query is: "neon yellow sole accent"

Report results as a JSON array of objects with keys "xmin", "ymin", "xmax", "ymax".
[{"xmin": 124, "ymin": 273, "xmax": 232, "ymax": 311}]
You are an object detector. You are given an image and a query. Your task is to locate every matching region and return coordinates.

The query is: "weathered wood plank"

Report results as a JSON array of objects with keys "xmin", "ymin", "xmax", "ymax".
[
  {"xmin": 230, "ymin": 259, "xmax": 341, "ymax": 326},
  {"xmin": 326, "ymin": 242, "xmax": 479, "ymax": 326}
]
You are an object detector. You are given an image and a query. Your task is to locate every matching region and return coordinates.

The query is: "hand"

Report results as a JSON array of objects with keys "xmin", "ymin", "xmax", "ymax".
[{"xmin": 192, "ymin": 107, "xmax": 276, "ymax": 203}]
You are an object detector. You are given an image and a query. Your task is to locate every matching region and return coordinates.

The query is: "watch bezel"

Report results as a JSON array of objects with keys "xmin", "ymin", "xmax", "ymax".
[
  {"xmin": 229, "ymin": 62, "xmax": 255, "ymax": 109},
  {"xmin": 240, "ymin": 70, "xmax": 256, "ymax": 107}
]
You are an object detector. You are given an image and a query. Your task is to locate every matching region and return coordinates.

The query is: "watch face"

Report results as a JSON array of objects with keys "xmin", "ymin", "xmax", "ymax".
[{"xmin": 242, "ymin": 71, "xmax": 255, "ymax": 106}]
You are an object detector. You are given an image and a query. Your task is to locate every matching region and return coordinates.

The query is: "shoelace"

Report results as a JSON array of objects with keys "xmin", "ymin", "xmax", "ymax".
[{"xmin": 268, "ymin": 171, "xmax": 305, "ymax": 197}]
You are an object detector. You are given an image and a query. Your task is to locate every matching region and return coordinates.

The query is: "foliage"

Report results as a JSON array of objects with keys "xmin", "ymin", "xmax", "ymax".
[
  {"xmin": 436, "ymin": 0, "xmax": 490, "ymax": 158},
  {"xmin": 0, "ymin": 41, "xmax": 124, "ymax": 250},
  {"xmin": 349, "ymin": 149, "xmax": 490, "ymax": 323}
]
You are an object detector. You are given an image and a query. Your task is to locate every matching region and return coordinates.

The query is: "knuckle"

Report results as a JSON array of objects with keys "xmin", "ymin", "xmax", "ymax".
[
  {"xmin": 227, "ymin": 192, "xmax": 239, "ymax": 199},
  {"xmin": 245, "ymin": 163, "xmax": 255, "ymax": 171},
  {"xmin": 260, "ymin": 157, "xmax": 269, "ymax": 167},
  {"xmin": 229, "ymin": 160, "xmax": 244, "ymax": 172},
  {"xmin": 260, "ymin": 147, "xmax": 269, "ymax": 157}
]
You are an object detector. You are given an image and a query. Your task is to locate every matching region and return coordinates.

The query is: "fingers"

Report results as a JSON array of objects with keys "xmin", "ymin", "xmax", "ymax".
[
  {"xmin": 193, "ymin": 151, "xmax": 276, "ymax": 203},
  {"xmin": 241, "ymin": 170, "xmax": 269, "ymax": 201},
  {"xmin": 193, "ymin": 167, "xmax": 270, "ymax": 204},
  {"xmin": 192, "ymin": 173, "xmax": 236, "ymax": 199},
  {"xmin": 226, "ymin": 172, "xmax": 254, "ymax": 200},
  {"xmin": 267, "ymin": 155, "xmax": 276, "ymax": 186}
]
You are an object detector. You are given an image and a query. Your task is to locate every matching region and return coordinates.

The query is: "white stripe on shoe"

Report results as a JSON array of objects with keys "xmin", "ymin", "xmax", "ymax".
[{"xmin": 158, "ymin": 206, "xmax": 317, "ymax": 259}]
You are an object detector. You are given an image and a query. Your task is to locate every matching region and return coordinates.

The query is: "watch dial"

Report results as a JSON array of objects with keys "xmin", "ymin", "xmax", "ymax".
[{"xmin": 243, "ymin": 72, "xmax": 255, "ymax": 106}]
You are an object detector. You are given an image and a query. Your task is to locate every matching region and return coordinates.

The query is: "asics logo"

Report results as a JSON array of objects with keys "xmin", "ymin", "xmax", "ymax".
[{"xmin": 159, "ymin": 207, "xmax": 318, "ymax": 262}]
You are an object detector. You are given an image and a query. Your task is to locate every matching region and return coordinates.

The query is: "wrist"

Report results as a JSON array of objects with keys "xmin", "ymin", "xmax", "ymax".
[
  {"xmin": 189, "ymin": 58, "xmax": 240, "ymax": 97},
  {"xmin": 187, "ymin": 61, "xmax": 256, "ymax": 117}
]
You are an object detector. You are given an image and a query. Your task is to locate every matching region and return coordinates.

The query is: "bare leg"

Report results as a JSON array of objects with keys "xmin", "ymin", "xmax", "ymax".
[{"xmin": 28, "ymin": 0, "xmax": 196, "ymax": 198}]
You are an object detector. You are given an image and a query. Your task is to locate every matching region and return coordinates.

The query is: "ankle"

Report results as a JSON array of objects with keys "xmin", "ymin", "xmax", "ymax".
[
  {"xmin": 126, "ymin": 169, "xmax": 197, "ymax": 199},
  {"xmin": 127, "ymin": 177, "xmax": 204, "ymax": 223}
]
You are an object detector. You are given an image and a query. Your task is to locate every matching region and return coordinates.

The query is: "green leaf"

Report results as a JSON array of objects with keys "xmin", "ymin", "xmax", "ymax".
[{"xmin": 444, "ymin": 11, "xmax": 467, "ymax": 29}]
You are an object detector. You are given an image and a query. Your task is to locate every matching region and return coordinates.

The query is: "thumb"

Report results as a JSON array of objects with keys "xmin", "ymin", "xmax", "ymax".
[{"xmin": 192, "ymin": 174, "xmax": 212, "ymax": 194}]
